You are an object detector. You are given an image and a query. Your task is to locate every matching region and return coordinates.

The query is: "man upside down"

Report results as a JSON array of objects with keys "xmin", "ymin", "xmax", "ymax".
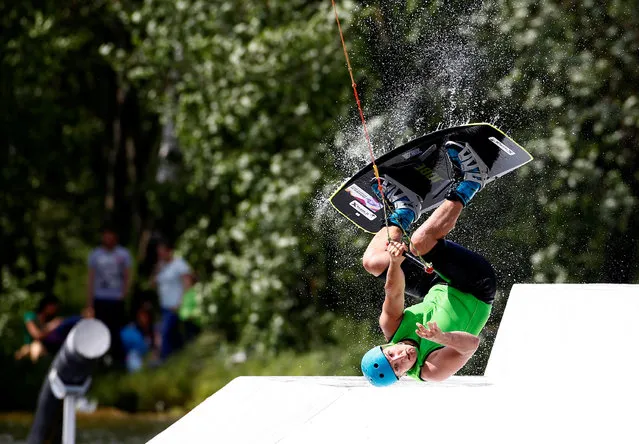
[{"xmin": 361, "ymin": 141, "xmax": 497, "ymax": 386}]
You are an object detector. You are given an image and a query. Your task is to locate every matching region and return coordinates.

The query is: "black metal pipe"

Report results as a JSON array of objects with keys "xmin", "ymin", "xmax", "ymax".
[{"xmin": 27, "ymin": 319, "xmax": 110, "ymax": 444}]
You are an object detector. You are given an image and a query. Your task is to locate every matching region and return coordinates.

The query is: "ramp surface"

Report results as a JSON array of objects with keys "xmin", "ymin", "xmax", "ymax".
[
  {"xmin": 486, "ymin": 283, "xmax": 639, "ymax": 383},
  {"xmin": 149, "ymin": 284, "xmax": 639, "ymax": 444}
]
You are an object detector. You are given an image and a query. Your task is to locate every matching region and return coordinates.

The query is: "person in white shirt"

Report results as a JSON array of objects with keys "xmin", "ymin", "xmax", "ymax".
[{"xmin": 153, "ymin": 239, "xmax": 192, "ymax": 360}]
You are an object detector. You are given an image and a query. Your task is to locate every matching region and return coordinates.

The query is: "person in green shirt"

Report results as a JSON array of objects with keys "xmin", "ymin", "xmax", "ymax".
[
  {"xmin": 16, "ymin": 295, "xmax": 83, "ymax": 362},
  {"xmin": 361, "ymin": 142, "xmax": 496, "ymax": 386},
  {"xmin": 178, "ymin": 273, "xmax": 201, "ymax": 343},
  {"xmin": 22, "ymin": 296, "xmax": 61, "ymax": 344}
]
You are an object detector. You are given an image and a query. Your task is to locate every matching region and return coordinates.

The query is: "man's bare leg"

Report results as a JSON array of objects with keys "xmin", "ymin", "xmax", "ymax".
[
  {"xmin": 363, "ymin": 200, "xmax": 463, "ymax": 276},
  {"xmin": 362, "ymin": 226, "xmax": 403, "ymax": 277},
  {"xmin": 410, "ymin": 200, "xmax": 463, "ymax": 256}
]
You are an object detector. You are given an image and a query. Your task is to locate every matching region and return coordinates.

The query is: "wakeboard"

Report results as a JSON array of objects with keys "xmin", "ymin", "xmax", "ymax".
[{"xmin": 329, "ymin": 123, "xmax": 533, "ymax": 233}]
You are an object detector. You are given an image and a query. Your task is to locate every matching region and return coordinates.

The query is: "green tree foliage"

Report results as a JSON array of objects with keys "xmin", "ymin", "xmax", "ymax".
[
  {"xmin": 490, "ymin": 0, "xmax": 639, "ymax": 283},
  {"xmin": 346, "ymin": 0, "xmax": 638, "ymax": 287},
  {"xmin": 1, "ymin": 2, "xmax": 100, "ymax": 295},
  {"xmin": 0, "ymin": 0, "xmax": 157, "ymax": 308},
  {"xmin": 102, "ymin": 0, "xmax": 356, "ymax": 351},
  {"xmin": 1, "ymin": 0, "xmax": 638, "ymax": 412}
]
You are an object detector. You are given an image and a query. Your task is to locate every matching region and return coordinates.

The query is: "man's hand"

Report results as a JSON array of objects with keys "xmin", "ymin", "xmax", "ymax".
[
  {"xmin": 416, "ymin": 322, "xmax": 480, "ymax": 354},
  {"xmin": 387, "ymin": 241, "xmax": 407, "ymax": 265},
  {"xmin": 45, "ymin": 318, "xmax": 63, "ymax": 333},
  {"xmin": 416, "ymin": 321, "xmax": 445, "ymax": 343},
  {"xmin": 82, "ymin": 306, "xmax": 95, "ymax": 318}
]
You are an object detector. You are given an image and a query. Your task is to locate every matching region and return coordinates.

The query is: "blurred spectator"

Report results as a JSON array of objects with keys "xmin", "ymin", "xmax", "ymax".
[
  {"xmin": 87, "ymin": 224, "xmax": 132, "ymax": 366},
  {"xmin": 179, "ymin": 273, "xmax": 201, "ymax": 343},
  {"xmin": 121, "ymin": 301, "xmax": 157, "ymax": 373},
  {"xmin": 153, "ymin": 239, "xmax": 192, "ymax": 360},
  {"xmin": 15, "ymin": 296, "xmax": 85, "ymax": 362}
]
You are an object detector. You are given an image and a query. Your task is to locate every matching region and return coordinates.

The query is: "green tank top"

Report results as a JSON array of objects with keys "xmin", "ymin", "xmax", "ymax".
[{"xmin": 390, "ymin": 284, "xmax": 492, "ymax": 381}]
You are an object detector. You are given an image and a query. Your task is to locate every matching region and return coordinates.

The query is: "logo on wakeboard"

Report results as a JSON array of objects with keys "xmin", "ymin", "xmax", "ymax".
[
  {"xmin": 489, "ymin": 137, "xmax": 515, "ymax": 156},
  {"xmin": 414, "ymin": 164, "xmax": 444, "ymax": 183},
  {"xmin": 345, "ymin": 184, "xmax": 382, "ymax": 212},
  {"xmin": 402, "ymin": 148, "xmax": 423, "ymax": 160},
  {"xmin": 349, "ymin": 200, "xmax": 377, "ymax": 221}
]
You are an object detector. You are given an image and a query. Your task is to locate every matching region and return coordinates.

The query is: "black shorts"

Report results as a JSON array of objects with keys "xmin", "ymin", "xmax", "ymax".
[{"xmin": 378, "ymin": 239, "xmax": 497, "ymax": 304}]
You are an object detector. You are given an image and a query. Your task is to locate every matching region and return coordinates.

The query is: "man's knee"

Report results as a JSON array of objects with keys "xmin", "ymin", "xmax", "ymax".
[
  {"xmin": 477, "ymin": 264, "xmax": 497, "ymax": 304},
  {"xmin": 362, "ymin": 253, "xmax": 386, "ymax": 277},
  {"xmin": 410, "ymin": 221, "xmax": 455, "ymax": 256},
  {"xmin": 409, "ymin": 230, "xmax": 426, "ymax": 256}
]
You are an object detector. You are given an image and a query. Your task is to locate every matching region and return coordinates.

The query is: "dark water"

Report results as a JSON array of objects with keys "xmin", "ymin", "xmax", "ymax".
[{"xmin": 0, "ymin": 412, "xmax": 177, "ymax": 444}]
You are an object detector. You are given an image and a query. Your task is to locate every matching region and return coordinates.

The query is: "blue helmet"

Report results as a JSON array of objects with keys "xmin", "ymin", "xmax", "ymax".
[{"xmin": 361, "ymin": 346, "xmax": 398, "ymax": 387}]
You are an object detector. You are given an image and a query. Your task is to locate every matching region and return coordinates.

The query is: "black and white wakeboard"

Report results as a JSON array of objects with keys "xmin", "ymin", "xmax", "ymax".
[{"xmin": 329, "ymin": 123, "xmax": 533, "ymax": 233}]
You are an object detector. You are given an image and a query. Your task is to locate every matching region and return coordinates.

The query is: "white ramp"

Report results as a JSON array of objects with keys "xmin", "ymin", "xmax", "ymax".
[
  {"xmin": 150, "ymin": 284, "xmax": 639, "ymax": 444},
  {"xmin": 150, "ymin": 376, "xmax": 495, "ymax": 444},
  {"xmin": 486, "ymin": 284, "xmax": 639, "ymax": 383}
]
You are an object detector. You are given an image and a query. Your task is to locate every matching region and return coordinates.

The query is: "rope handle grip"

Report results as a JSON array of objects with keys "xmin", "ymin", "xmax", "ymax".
[{"xmin": 402, "ymin": 250, "xmax": 434, "ymax": 274}]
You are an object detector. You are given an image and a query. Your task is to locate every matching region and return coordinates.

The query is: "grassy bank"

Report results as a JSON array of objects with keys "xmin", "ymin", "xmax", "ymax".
[
  {"xmin": 0, "ymin": 410, "xmax": 177, "ymax": 444},
  {"xmin": 90, "ymin": 318, "xmax": 377, "ymax": 413}
]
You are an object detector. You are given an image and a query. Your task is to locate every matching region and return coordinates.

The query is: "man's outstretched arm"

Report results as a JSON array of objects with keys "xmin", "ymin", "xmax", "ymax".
[
  {"xmin": 416, "ymin": 322, "xmax": 480, "ymax": 382},
  {"xmin": 379, "ymin": 241, "xmax": 407, "ymax": 340}
]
